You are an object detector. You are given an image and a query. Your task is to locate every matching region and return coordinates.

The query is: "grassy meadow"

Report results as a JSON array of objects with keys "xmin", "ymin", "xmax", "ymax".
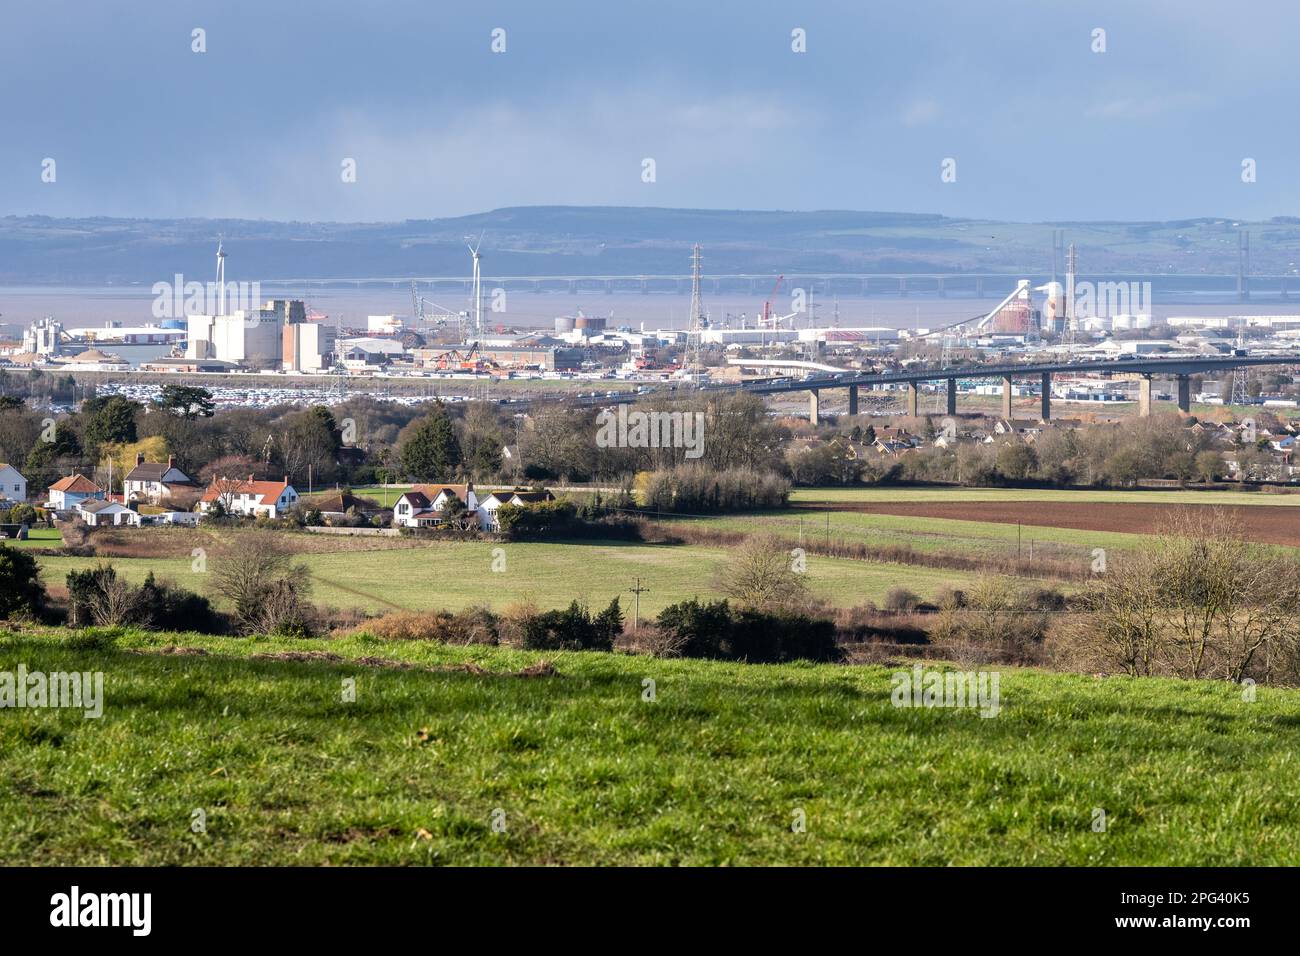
[
  {"xmin": 32, "ymin": 539, "xmax": 996, "ymax": 617},
  {"xmin": 3, "ymin": 627, "xmax": 1299, "ymax": 866}
]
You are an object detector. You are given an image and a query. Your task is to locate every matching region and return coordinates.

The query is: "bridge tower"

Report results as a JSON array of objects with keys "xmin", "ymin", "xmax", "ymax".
[{"xmin": 1237, "ymin": 230, "xmax": 1251, "ymax": 303}]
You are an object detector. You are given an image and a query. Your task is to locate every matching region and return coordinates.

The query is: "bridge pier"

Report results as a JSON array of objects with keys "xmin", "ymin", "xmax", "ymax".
[
  {"xmin": 848, "ymin": 384, "xmax": 859, "ymax": 416},
  {"xmin": 1002, "ymin": 376, "xmax": 1013, "ymax": 420},
  {"xmin": 946, "ymin": 378, "xmax": 957, "ymax": 416},
  {"xmin": 1138, "ymin": 376, "xmax": 1153, "ymax": 417},
  {"xmin": 906, "ymin": 382, "xmax": 919, "ymax": 417},
  {"xmin": 1177, "ymin": 373, "xmax": 1191, "ymax": 413},
  {"xmin": 1041, "ymin": 372, "xmax": 1052, "ymax": 421},
  {"xmin": 809, "ymin": 388, "xmax": 820, "ymax": 425},
  {"xmin": 899, "ymin": 277, "xmax": 908, "ymax": 297}
]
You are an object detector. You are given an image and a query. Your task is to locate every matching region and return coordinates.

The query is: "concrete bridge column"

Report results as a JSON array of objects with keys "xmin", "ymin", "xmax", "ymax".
[
  {"xmin": 848, "ymin": 384, "xmax": 859, "ymax": 416},
  {"xmin": 906, "ymin": 382, "xmax": 919, "ymax": 417},
  {"xmin": 1176, "ymin": 374, "xmax": 1191, "ymax": 413},
  {"xmin": 809, "ymin": 388, "xmax": 820, "ymax": 425},
  {"xmin": 1138, "ymin": 376, "xmax": 1153, "ymax": 417},
  {"xmin": 1002, "ymin": 376, "xmax": 1014, "ymax": 420},
  {"xmin": 946, "ymin": 378, "xmax": 957, "ymax": 416},
  {"xmin": 1041, "ymin": 371, "xmax": 1052, "ymax": 421}
]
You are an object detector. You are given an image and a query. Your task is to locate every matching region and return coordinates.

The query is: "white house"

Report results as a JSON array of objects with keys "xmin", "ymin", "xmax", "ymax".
[
  {"xmin": 199, "ymin": 476, "xmax": 299, "ymax": 518},
  {"xmin": 393, "ymin": 483, "xmax": 481, "ymax": 528},
  {"xmin": 77, "ymin": 499, "xmax": 139, "ymax": 527},
  {"xmin": 477, "ymin": 489, "xmax": 556, "ymax": 531},
  {"xmin": 137, "ymin": 511, "xmax": 202, "ymax": 527},
  {"xmin": 47, "ymin": 474, "xmax": 103, "ymax": 511},
  {"xmin": 123, "ymin": 453, "xmax": 195, "ymax": 505},
  {"xmin": 0, "ymin": 463, "xmax": 26, "ymax": 504}
]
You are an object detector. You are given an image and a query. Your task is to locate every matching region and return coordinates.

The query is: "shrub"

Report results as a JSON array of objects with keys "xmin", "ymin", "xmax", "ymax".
[
  {"xmin": 6, "ymin": 503, "xmax": 37, "ymax": 526},
  {"xmin": 360, "ymin": 607, "xmax": 500, "ymax": 644},
  {"xmin": 136, "ymin": 573, "xmax": 224, "ymax": 633},
  {"xmin": 882, "ymin": 586, "xmax": 921, "ymax": 612},
  {"xmin": 640, "ymin": 465, "xmax": 790, "ymax": 514},
  {"xmin": 654, "ymin": 598, "xmax": 841, "ymax": 663},
  {"xmin": 0, "ymin": 543, "xmax": 45, "ymax": 619},
  {"xmin": 520, "ymin": 599, "xmax": 620, "ymax": 652}
]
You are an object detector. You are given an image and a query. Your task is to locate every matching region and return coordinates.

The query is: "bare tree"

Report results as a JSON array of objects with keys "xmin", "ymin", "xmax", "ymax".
[
  {"xmin": 90, "ymin": 574, "xmax": 143, "ymax": 627},
  {"xmin": 714, "ymin": 534, "xmax": 810, "ymax": 612},
  {"xmin": 211, "ymin": 532, "xmax": 311, "ymax": 634},
  {"xmin": 1068, "ymin": 508, "xmax": 1300, "ymax": 684}
]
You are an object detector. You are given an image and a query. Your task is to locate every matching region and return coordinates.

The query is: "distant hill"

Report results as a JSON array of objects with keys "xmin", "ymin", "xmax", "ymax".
[{"xmin": 2, "ymin": 207, "xmax": 1299, "ymax": 284}]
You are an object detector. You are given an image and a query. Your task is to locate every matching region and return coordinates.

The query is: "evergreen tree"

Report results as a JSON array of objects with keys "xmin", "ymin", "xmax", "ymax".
[{"xmin": 399, "ymin": 403, "xmax": 462, "ymax": 480}]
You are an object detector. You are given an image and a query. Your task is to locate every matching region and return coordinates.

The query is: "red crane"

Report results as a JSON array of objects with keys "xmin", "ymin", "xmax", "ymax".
[{"xmin": 762, "ymin": 274, "xmax": 785, "ymax": 327}]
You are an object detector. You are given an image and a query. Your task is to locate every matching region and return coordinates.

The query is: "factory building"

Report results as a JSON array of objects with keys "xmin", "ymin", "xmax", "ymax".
[{"xmin": 187, "ymin": 298, "xmax": 331, "ymax": 370}]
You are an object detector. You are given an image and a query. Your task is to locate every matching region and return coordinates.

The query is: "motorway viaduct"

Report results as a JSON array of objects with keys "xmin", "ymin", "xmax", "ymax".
[{"xmin": 578, "ymin": 355, "xmax": 1300, "ymax": 425}]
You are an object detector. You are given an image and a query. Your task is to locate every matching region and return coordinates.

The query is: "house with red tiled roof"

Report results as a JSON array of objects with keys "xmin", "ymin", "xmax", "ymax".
[
  {"xmin": 198, "ymin": 475, "xmax": 299, "ymax": 519},
  {"xmin": 47, "ymin": 473, "xmax": 104, "ymax": 510}
]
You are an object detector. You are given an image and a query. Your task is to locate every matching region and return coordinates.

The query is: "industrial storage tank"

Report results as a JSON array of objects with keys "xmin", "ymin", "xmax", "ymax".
[
  {"xmin": 573, "ymin": 315, "xmax": 606, "ymax": 334},
  {"xmin": 554, "ymin": 316, "xmax": 576, "ymax": 334}
]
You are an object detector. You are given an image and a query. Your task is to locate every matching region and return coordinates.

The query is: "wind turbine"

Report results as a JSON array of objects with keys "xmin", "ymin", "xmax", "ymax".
[
  {"xmin": 465, "ymin": 231, "xmax": 484, "ymax": 340},
  {"xmin": 215, "ymin": 237, "xmax": 227, "ymax": 316}
]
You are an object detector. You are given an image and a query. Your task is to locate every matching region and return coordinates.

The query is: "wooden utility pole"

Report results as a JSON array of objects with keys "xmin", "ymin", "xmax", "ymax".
[{"xmin": 628, "ymin": 577, "xmax": 650, "ymax": 632}]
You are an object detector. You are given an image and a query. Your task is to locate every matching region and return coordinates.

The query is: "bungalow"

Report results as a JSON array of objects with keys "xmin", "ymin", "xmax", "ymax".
[
  {"xmin": 0, "ymin": 463, "xmax": 26, "ymax": 504},
  {"xmin": 47, "ymin": 474, "xmax": 104, "ymax": 511},
  {"xmin": 478, "ymin": 489, "xmax": 556, "ymax": 531},
  {"xmin": 199, "ymin": 476, "xmax": 299, "ymax": 518},
  {"xmin": 123, "ymin": 453, "xmax": 195, "ymax": 505},
  {"xmin": 393, "ymin": 483, "xmax": 482, "ymax": 529},
  {"xmin": 136, "ymin": 511, "xmax": 201, "ymax": 527},
  {"xmin": 78, "ymin": 498, "xmax": 138, "ymax": 527}
]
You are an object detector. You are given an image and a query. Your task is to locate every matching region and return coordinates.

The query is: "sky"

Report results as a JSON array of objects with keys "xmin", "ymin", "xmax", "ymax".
[{"xmin": 1, "ymin": 0, "xmax": 1297, "ymax": 223}]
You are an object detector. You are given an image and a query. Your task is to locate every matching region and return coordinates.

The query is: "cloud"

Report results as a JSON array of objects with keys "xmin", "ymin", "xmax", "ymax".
[
  {"xmin": 901, "ymin": 98, "xmax": 941, "ymax": 127},
  {"xmin": 1085, "ymin": 93, "xmax": 1212, "ymax": 121}
]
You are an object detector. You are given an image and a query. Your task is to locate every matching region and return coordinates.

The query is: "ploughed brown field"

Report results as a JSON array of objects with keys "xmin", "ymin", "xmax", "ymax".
[{"xmin": 800, "ymin": 500, "xmax": 1300, "ymax": 546}]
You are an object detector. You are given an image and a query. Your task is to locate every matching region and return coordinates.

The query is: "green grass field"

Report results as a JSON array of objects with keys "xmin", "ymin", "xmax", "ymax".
[
  {"xmin": 3, "ymin": 528, "xmax": 63, "ymax": 550},
  {"xmin": 3, "ymin": 627, "xmax": 1299, "ymax": 865},
  {"xmin": 32, "ymin": 540, "xmax": 988, "ymax": 617}
]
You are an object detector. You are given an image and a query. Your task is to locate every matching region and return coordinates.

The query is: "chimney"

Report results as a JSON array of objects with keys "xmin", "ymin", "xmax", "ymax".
[
  {"xmin": 136, "ymin": 453, "xmax": 144, "ymax": 466},
  {"xmin": 167, "ymin": 455, "xmax": 175, "ymax": 469},
  {"xmin": 283, "ymin": 475, "xmax": 289, "ymax": 484},
  {"xmin": 248, "ymin": 473, "xmax": 255, "ymax": 482}
]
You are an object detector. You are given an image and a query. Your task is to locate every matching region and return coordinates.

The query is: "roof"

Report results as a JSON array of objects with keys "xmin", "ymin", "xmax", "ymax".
[
  {"xmin": 49, "ymin": 474, "xmax": 100, "ymax": 494},
  {"xmin": 79, "ymin": 499, "xmax": 127, "ymax": 514},
  {"xmin": 508, "ymin": 490, "xmax": 554, "ymax": 503},
  {"xmin": 303, "ymin": 491, "xmax": 377, "ymax": 513},
  {"xmin": 396, "ymin": 490, "xmax": 431, "ymax": 508},
  {"xmin": 201, "ymin": 478, "xmax": 293, "ymax": 506},
  {"xmin": 126, "ymin": 462, "xmax": 190, "ymax": 482},
  {"xmin": 412, "ymin": 483, "xmax": 472, "ymax": 502}
]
